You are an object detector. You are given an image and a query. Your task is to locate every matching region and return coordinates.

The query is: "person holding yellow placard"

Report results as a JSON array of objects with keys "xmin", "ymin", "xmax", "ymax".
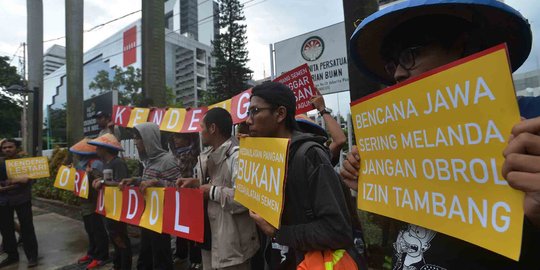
[
  {"xmin": 69, "ymin": 138, "xmax": 110, "ymax": 269},
  {"xmin": 118, "ymin": 123, "xmax": 180, "ymax": 270},
  {"xmin": 0, "ymin": 139, "xmax": 38, "ymax": 268},
  {"xmin": 246, "ymin": 82, "xmax": 361, "ymax": 269},
  {"xmin": 89, "ymin": 134, "xmax": 132, "ymax": 270},
  {"xmin": 340, "ymin": 0, "xmax": 540, "ymax": 269}
]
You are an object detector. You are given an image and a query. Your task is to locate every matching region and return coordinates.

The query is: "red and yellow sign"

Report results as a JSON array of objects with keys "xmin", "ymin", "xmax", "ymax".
[
  {"xmin": 234, "ymin": 137, "xmax": 290, "ymax": 228},
  {"xmin": 139, "ymin": 187, "xmax": 165, "ymax": 233},
  {"xmin": 54, "ymin": 165, "xmax": 76, "ymax": 191},
  {"xmin": 350, "ymin": 44, "xmax": 523, "ymax": 260}
]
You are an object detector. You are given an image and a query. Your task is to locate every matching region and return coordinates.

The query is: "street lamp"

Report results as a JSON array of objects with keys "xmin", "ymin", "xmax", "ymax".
[{"xmin": 6, "ymin": 85, "xmax": 40, "ymax": 157}]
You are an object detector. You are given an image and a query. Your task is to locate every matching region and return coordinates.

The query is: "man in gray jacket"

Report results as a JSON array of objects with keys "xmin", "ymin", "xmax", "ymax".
[{"xmin": 178, "ymin": 108, "xmax": 259, "ymax": 270}]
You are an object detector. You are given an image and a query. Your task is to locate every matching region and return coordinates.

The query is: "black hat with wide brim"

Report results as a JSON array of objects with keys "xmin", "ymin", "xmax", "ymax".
[{"xmin": 350, "ymin": 0, "xmax": 532, "ymax": 85}]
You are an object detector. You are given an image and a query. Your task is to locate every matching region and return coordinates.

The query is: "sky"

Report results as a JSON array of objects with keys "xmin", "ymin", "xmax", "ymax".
[{"xmin": 0, "ymin": 0, "xmax": 538, "ymax": 115}]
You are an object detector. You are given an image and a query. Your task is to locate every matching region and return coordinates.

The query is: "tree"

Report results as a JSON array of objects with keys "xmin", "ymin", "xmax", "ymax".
[
  {"xmin": 203, "ymin": 0, "xmax": 252, "ymax": 105},
  {"xmin": 89, "ymin": 66, "xmax": 143, "ymax": 106},
  {"xmin": 0, "ymin": 56, "xmax": 23, "ymax": 138}
]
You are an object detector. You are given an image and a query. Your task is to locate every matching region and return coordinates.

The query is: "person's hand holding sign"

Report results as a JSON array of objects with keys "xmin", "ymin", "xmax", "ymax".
[
  {"xmin": 502, "ymin": 117, "xmax": 540, "ymax": 229},
  {"xmin": 249, "ymin": 210, "xmax": 277, "ymax": 237},
  {"xmin": 340, "ymin": 145, "xmax": 361, "ymax": 191},
  {"xmin": 176, "ymin": 178, "xmax": 200, "ymax": 189}
]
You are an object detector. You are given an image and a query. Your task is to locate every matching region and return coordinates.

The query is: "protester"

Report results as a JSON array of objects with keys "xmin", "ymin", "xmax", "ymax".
[
  {"xmin": 340, "ymin": 0, "xmax": 540, "ymax": 268},
  {"xmin": 118, "ymin": 122, "xmax": 180, "ymax": 270},
  {"xmin": 69, "ymin": 138, "xmax": 110, "ymax": 269},
  {"xmin": 177, "ymin": 107, "xmax": 259, "ymax": 270},
  {"xmin": 169, "ymin": 132, "xmax": 202, "ymax": 270},
  {"xmin": 94, "ymin": 111, "xmax": 121, "ymax": 139},
  {"xmin": 246, "ymin": 82, "xmax": 360, "ymax": 269},
  {"xmin": 0, "ymin": 139, "xmax": 38, "ymax": 268},
  {"xmin": 89, "ymin": 134, "xmax": 132, "ymax": 270}
]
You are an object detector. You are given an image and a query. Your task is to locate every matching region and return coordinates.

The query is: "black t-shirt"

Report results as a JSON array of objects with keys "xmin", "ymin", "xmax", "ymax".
[{"xmin": 104, "ymin": 157, "xmax": 129, "ymax": 182}]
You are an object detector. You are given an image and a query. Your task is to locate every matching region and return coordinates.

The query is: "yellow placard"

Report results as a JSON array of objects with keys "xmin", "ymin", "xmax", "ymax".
[
  {"xmin": 209, "ymin": 99, "xmax": 232, "ymax": 112},
  {"xmin": 139, "ymin": 187, "xmax": 165, "ymax": 233},
  {"xmin": 104, "ymin": 186, "xmax": 123, "ymax": 221},
  {"xmin": 159, "ymin": 108, "xmax": 186, "ymax": 133},
  {"xmin": 234, "ymin": 137, "xmax": 290, "ymax": 228},
  {"xmin": 127, "ymin": 107, "xmax": 150, "ymax": 128},
  {"xmin": 351, "ymin": 45, "xmax": 523, "ymax": 260},
  {"xmin": 6, "ymin": 157, "xmax": 50, "ymax": 179},
  {"xmin": 53, "ymin": 165, "xmax": 76, "ymax": 191},
  {"xmin": 78, "ymin": 173, "xmax": 90, "ymax": 199}
]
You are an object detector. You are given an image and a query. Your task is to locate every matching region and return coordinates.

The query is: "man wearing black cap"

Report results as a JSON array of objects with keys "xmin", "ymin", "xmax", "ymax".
[
  {"xmin": 246, "ymin": 81, "xmax": 359, "ymax": 269},
  {"xmin": 340, "ymin": 0, "xmax": 540, "ymax": 269}
]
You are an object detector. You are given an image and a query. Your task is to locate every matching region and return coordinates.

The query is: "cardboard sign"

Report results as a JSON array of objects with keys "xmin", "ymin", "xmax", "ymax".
[
  {"xmin": 230, "ymin": 88, "xmax": 252, "ymax": 124},
  {"xmin": 350, "ymin": 44, "xmax": 523, "ymax": 260},
  {"xmin": 53, "ymin": 165, "xmax": 76, "ymax": 191},
  {"xmin": 149, "ymin": 108, "xmax": 167, "ymax": 126},
  {"xmin": 127, "ymin": 107, "xmax": 150, "ymax": 128},
  {"xmin": 139, "ymin": 187, "xmax": 165, "ymax": 233},
  {"xmin": 96, "ymin": 188, "xmax": 106, "ymax": 216},
  {"xmin": 112, "ymin": 105, "xmax": 133, "ymax": 127},
  {"xmin": 162, "ymin": 188, "xmax": 205, "ymax": 242},
  {"xmin": 6, "ymin": 157, "xmax": 50, "ymax": 179},
  {"xmin": 120, "ymin": 187, "xmax": 145, "ymax": 226},
  {"xmin": 74, "ymin": 170, "xmax": 89, "ymax": 199},
  {"xmin": 234, "ymin": 137, "xmax": 290, "ymax": 227},
  {"xmin": 160, "ymin": 108, "xmax": 187, "ymax": 133},
  {"xmin": 274, "ymin": 63, "xmax": 319, "ymax": 115},
  {"xmin": 104, "ymin": 187, "xmax": 123, "ymax": 221},
  {"xmin": 181, "ymin": 108, "xmax": 208, "ymax": 133}
]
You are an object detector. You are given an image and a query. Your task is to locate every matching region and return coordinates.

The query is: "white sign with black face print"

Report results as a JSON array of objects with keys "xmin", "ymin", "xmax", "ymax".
[{"xmin": 274, "ymin": 22, "xmax": 349, "ymax": 95}]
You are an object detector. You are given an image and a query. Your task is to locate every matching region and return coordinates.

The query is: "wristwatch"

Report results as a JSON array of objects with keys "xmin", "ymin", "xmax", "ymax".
[
  {"xmin": 319, "ymin": 107, "xmax": 332, "ymax": 116},
  {"xmin": 100, "ymin": 179, "xmax": 105, "ymax": 184}
]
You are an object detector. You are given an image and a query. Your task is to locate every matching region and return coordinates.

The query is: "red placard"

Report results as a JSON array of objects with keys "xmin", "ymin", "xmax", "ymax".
[
  {"xmin": 112, "ymin": 105, "xmax": 132, "ymax": 127},
  {"xmin": 120, "ymin": 187, "xmax": 145, "ymax": 226},
  {"xmin": 95, "ymin": 189, "xmax": 106, "ymax": 216},
  {"xmin": 181, "ymin": 107, "xmax": 208, "ymax": 133},
  {"xmin": 162, "ymin": 188, "xmax": 204, "ymax": 242},
  {"xmin": 231, "ymin": 88, "xmax": 252, "ymax": 124},
  {"xmin": 123, "ymin": 26, "xmax": 137, "ymax": 67},
  {"xmin": 274, "ymin": 64, "xmax": 320, "ymax": 115},
  {"xmin": 149, "ymin": 108, "xmax": 167, "ymax": 126}
]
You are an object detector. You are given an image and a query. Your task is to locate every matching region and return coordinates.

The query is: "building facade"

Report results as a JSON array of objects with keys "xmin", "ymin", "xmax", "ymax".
[{"xmin": 43, "ymin": 44, "xmax": 66, "ymax": 76}]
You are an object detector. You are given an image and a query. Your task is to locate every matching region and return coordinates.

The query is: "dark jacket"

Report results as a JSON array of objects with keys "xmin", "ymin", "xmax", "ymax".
[{"xmin": 271, "ymin": 131, "xmax": 353, "ymax": 267}]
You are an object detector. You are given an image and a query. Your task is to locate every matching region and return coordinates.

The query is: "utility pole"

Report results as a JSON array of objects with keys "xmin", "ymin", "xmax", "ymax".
[
  {"xmin": 141, "ymin": 0, "xmax": 166, "ymax": 107},
  {"xmin": 342, "ymin": 0, "xmax": 381, "ymax": 101},
  {"xmin": 26, "ymin": 1, "xmax": 43, "ymax": 156},
  {"xmin": 65, "ymin": 0, "xmax": 84, "ymax": 147}
]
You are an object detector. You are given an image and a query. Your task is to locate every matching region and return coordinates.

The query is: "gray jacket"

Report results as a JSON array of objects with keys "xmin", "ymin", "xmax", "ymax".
[{"xmin": 195, "ymin": 137, "xmax": 259, "ymax": 268}]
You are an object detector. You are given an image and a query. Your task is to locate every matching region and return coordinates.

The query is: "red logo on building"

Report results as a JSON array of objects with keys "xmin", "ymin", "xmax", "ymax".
[{"xmin": 123, "ymin": 26, "xmax": 137, "ymax": 67}]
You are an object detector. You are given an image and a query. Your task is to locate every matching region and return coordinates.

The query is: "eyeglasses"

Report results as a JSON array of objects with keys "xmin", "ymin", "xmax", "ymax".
[
  {"xmin": 247, "ymin": 107, "xmax": 274, "ymax": 118},
  {"xmin": 384, "ymin": 46, "xmax": 424, "ymax": 77}
]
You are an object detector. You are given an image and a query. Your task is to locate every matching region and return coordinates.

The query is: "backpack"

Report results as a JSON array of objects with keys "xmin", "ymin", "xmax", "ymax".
[{"xmin": 288, "ymin": 139, "xmax": 368, "ymax": 270}]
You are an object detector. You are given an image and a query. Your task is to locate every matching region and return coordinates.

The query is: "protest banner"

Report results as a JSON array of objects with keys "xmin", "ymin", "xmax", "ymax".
[
  {"xmin": 127, "ymin": 107, "xmax": 150, "ymax": 128},
  {"xmin": 96, "ymin": 189, "xmax": 106, "ymax": 215},
  {"xmin": 120, "ymin": 187, "xmax": 145, "ymax": 226},
  {"xmin": 104, "ymin": 186, "xmax": 123, "ymax": 221},
  {"xmin": 53, "ymin": 165, "xmax": 76, "ymax": 191},
  {"xmin": 6, "ymin": 157, "xmax": 50, "ymax": 179},
  {"xmin": 180, "ymin": 108, "xmax": 208, "ymax": 133},
  {"xmin": 274, "ymin": 64, "xmax": 320, "ymax": 114},
  {"xmin": 160, "ymin": 108, "xmax": 187, "ymax": 133},
  {"xmin": 234, "ymin": 137, "xmax": 290, "ymax": 228},
  {"xmin": 73, "ymin": 170, "xmax": 89, "ymax": 199},
  {"xmin": 139, "ymin": 187, "xmax": 165, "ymax": 233},
  {"xmin": 350, "ymin": 44, "xmax": 523, "ymax": 260},
  {"xmin": 162, "ymin": 188, "xmax": 205, "ymax": 242},
  {"xmin": 149, "ymin": 108, "xmax": 167, "ymax": 126},
  {"xmin": 112, "ymin": 105, "xmax": 132, "ymax": 127}
]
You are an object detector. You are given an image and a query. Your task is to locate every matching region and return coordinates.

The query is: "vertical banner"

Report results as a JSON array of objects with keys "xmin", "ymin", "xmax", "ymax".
[
  {"xmin": 274, "ymin": 63, "xmax": 320, "ymax": 115},
  {"xmin": 231, "ymin": 88, "xmax": 252, "ymax": 124},
  {"xmin": 120, "ymin": 187, "xmax": 145, "ymax": 226},
  {"xmin": 73, "ymin": 170, "xmax": 89, "ymax": 199},
  {"xmin": 54, "ymin": 165, "xmax": 76, "ymax": 191},
  {"xmin": 123, "ymin": 25, "xmax": 137, "ymax": 67},
  {"xmin": 96, "ymin": 188, "xmax": 106, "ymax": 216},
  {"xmin": 6, "ymin": 157, "xmax": 50, "ymax": 179},
  {"xmin": 234, "ymin": 137, "xmax": 290, "ymax": 227},
  {"xmin": 181, "ymin": 107, "xmax": 208, "ymax": 133},
  {"xmin": 127, "ymin": 108, "xmax": 150, "ymax": 128},
  {"xmin": 160, "ymin": 108, "xmax": 187, "ymax": 133},
  {"xmin": 139, "ymin": 187, "xmax": 165, "ymax": 233},
  {"xmin": 350, "ymin": 45, "xmax": 523, "ymax": 260},
  {"xmin": 162, "ymin": 188, "xmax": 205, "ymax": 242},
  {"xmin": 113, "ymin": 105, "xmax": 132, "ymax": 127},
  {"xmin": 78, "ymin": 172, "xmax": 90, "ymax": 199},
  {"xmin": 149, "ymin": 108, "xmax": 167, "ymax": 126},
  {"xmin": 104, "ymin": 187, "xmax": 123, "ymax": 221}
]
